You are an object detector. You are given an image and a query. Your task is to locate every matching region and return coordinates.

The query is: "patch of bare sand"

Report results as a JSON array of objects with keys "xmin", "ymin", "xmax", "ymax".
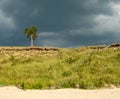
[{"xmin": 0, "ymin": 86, "xmax": 120, "ymax": 99}]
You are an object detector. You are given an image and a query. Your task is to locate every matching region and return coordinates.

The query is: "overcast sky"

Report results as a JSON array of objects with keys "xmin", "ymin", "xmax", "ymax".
[{"xmin": 0, "ymin": 0, "xmax": 120, "ymax": 47}]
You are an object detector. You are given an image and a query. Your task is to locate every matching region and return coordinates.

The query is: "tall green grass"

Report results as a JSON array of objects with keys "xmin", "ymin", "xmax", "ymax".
[{"xmin": 0, "ymin": 47, "xmax": 120, "ymax": 89}]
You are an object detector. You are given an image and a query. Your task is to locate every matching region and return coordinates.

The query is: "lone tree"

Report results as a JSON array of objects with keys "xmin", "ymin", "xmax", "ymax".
[{"xmin": 24, "ymin": 26, "xmax": 38, "ymax": 46}]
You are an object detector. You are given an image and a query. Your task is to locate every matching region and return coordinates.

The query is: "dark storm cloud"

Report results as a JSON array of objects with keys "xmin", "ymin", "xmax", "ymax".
[
  {"xmin": 0, "ymin": 0, "xmax": 119, "ymax": 47},
  {"xmin": 65, "ymin": 32, "xmax": 118, "ymax": 47},
  {"xmin": 1, "ymin": 0, "xmax": 112, "ymax": 30},
  {"xmin": 37, "ymin": 31, "xmax": 118, "ymax": 47}
]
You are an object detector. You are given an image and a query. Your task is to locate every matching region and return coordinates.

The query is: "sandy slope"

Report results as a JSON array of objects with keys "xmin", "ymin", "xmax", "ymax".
[{"xmin": 0, "ymin": 86, "xmax": 120, "ymax": 99}]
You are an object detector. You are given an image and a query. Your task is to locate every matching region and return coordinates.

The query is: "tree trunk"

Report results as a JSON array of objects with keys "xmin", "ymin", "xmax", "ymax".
[{"xmin": 30, "ymin": 35, "xmax": 33, "ymax": 46}]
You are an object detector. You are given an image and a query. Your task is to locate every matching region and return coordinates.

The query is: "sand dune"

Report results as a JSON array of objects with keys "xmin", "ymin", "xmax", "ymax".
[{"xmin": 0, "ymin": 86, "xmax": 120, "ymax": 99}]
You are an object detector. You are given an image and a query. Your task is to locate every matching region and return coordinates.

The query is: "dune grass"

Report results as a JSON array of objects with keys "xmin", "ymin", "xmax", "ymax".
[{"xmin": 0, "ymin": 47, "xmax": 120, "ymax": 89}]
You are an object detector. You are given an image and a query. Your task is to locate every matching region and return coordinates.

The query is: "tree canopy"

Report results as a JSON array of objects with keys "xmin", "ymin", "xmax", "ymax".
[{"xmin": 24, "ymin": 26, "xmax": 38, "ymax": 46}]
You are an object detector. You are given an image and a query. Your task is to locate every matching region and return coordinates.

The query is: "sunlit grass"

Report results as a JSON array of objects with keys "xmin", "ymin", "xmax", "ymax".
[{"xmin": 0, "ymin": 47, "xmax": 120, "ymax": 89}]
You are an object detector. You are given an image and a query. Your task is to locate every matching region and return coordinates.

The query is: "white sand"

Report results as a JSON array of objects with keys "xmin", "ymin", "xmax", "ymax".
[{"xmin": 0, "ymin": 86, "xmax": 120, "ymax": 99}]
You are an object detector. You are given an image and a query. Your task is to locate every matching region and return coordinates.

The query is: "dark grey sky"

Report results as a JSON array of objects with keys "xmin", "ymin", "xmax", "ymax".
[{"xmin": 0, "ymin": 0, "xmax": 120, "ymax": 47}]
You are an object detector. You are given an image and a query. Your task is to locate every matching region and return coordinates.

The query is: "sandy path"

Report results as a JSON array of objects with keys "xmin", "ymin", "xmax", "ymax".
[{"xmin": 0, "ymin": 86, "xmax": 120, "ymax": 99}]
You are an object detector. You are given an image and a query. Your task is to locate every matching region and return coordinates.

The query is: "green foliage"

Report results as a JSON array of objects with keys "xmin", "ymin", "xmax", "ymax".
[
  {"xmin": 0, "ymin": 47, "xmax": 120, "ymax": 89},
  {"xmin": 24, "ymin": 26, "xmax": 38, "ymax": 46}
]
